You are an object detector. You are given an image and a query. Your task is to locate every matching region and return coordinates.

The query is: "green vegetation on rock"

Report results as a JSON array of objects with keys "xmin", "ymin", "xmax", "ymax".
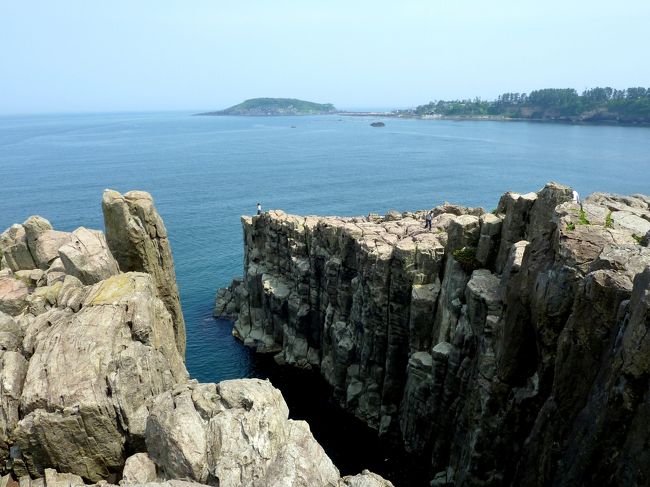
[
  {"xmin": 452, "ymin": 246, "xmax": 480, "ymax": 273},
  {"xmin": 198, "ymin": 98, "xmax": 337, "ymax": 116},
  {"xmin": 604, "ymin": 211, "xmax": 613, "ymax": 228}
]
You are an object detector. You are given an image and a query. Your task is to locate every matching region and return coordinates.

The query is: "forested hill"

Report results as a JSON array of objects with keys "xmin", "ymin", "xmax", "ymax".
[
  {"xmin": 198, "ymin": 98, "xmax": 336, "ymax": 116},
  {"xmin": 409, "ymin": 87, "xmax": 650, "ymax": 124}
]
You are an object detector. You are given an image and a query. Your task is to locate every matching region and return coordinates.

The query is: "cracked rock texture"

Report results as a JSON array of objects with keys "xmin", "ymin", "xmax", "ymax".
[
  {"xmin": 102, "ymin": 190, "xmax": 186, "ymax": 358},
  {"xmin": 218, "ymin": 182, "xmax": 650, "ymax": 486},
  {"xmin": 0, "ymin": 190, "xmax": 393, "ymax": 487}
]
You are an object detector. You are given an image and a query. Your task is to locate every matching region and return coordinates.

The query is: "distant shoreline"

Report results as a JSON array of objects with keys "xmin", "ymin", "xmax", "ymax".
[{"xmin": 337, "ymin": 111, "xmax": 650, "ymax": 127}]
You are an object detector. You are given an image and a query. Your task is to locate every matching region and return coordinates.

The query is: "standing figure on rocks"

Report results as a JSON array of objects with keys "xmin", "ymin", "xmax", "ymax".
[
  {"xmin": 257, "ymin": 202, "xmax": 262, "ymax": 215},
  {"xmin": 424, "ymin": 210, "xmax": 433, "ymax": 231},
  {"xmin": 572, "ymin": 189, "xmax": 580, "ymax": 205}
]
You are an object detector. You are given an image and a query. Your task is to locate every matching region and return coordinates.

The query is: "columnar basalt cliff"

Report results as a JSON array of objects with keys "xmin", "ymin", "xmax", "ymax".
[
  {"xmin": 0, "ymin": 191, "xmax": 391, "ymax": 487},
  {"xmin": 217, "ymin": 183, "xmax": 650, "ymax": 486}
]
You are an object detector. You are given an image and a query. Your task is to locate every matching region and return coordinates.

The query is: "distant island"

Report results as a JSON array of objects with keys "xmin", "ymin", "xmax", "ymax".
[
  {"xmin": 197, "ymin": 97, "xmax": 336, "ymax": 116},
  {"xmin": 399, "ymin": 87, "xmax": 650, "ymax": 124}
]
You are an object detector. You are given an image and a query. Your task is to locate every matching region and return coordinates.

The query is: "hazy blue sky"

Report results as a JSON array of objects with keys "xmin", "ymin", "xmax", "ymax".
[{"xmin": 1, "ymin": 0, "xmax": 649, "ymax": 114}]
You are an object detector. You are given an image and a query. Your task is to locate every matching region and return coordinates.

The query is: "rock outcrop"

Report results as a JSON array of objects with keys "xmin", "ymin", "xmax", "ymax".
[
  {"xmin": 102, "ymin": 190, "xmax": 186, "ymax": 357},
  {"xmin": 218, "ymin": 183, "xmax": 650, "ymax": 486},
  {"xmin": 0, "ymin": 190, "xmax": 393, "ymax": 487}
]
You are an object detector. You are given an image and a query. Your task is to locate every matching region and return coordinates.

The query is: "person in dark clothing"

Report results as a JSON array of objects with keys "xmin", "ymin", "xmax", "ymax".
[
  {"xmin": 257, "ymin": 202, "xmax": 262, "ymax": 215},
  {"xmin": 424, "ymin": 210, "xmax": 433, "ymax": 230}
]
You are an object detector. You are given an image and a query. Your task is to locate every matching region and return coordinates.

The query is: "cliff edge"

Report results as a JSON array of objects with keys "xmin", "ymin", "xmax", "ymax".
[
  {"xmin": 217, "ymin": 183, "xmax": 650, "ymax": 486},
  {"xmin": 0, "ymin": 191, "xmax": 392, "ymax": 487}
]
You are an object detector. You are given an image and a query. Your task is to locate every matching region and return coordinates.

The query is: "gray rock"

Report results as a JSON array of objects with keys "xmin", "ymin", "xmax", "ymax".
[
  {"xmin": 121, "ymin": 453, "xmax": 158, "ymax": 484},
  {"xmin": 339, "ymin": 471, "xmax": 395, "ymax": 486},
  {"xmin": 58, "ymin": 228, "xmax": 120, "ymax": 285},
  {"xmin": 14, "ymin": 272, "xmax": 187, "ymax": 481},
  {"xmin": 0, "ymin": 277, "xmax": 29, "ymax": 316},
  {"xmin": 0, "ymin": 225, "xmax": 36, "ymax": 272},
  {"xmin": 102, "ymin": 190, "xmax": 185, "ymax": 357},
  {"xmin": 221, "ymin": 183, "xmax": 650, "ymax": 486},
  {"xmin": 145, "ymin": 379, "xmax": 340, "ymax": 487},
  {"xmin": 0, "ymin": 351, "xmax": 28, "ymax": 463},
  {"xmin": 22, "ymin": 217, "xmax": 72, "ymax": 270}
]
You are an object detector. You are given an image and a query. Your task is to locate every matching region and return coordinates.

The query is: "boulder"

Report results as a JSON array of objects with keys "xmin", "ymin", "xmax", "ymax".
[
  {"xmin": 0, "ymin": 225, "xmax": 35, "ymax": 272},
  {"xmin": 23, "ymin": 216, "xmax": 72, "ymax": 271},
  {"xmin": 58, "ymin": 227, "xmax": 119, "ymax": 285},
  {"xmin": 0, "ymin": 277, "xmax": 29, "ymax": 316},
  {"xmin": 339, "ymin": 471, "xmax": 395, "ymax": 487},
  {"xmin": 145, "ymin": 379, "xmax": 340, "ymax": 487},
  {"xmin": 102, "ymin": 190, "xmax": 185, "ymax": 357},
  {"xmin": 121, "ymin": 453, "xmax": 158, "ymax": 484}
]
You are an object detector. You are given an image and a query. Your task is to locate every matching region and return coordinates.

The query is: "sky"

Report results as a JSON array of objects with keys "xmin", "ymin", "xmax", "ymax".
[{"xmin": 1, "ymin": 0, "xmax": 649, "ymax": 114}]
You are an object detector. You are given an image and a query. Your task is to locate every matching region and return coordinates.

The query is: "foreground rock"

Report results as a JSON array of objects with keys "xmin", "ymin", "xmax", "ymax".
[
  {"xmin": 102, "ymin": 190, "xmax": 186, "ymax": 357},
  {"xmin": 218, "ymin": 183, "xmax": 650, "ymax": 486},
  {"xmin": 0, "ymin": 190, "xmax": 392, "ymax": 487}
]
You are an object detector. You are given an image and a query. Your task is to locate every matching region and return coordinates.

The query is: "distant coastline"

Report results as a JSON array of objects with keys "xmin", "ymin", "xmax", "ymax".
[
  {"xmin": 196, "ymin": 88, "xmax": 650, "ymax": 127},
  {"xmin": 338, "ymin": 111, "xmax": 650, "ymax": 127}
]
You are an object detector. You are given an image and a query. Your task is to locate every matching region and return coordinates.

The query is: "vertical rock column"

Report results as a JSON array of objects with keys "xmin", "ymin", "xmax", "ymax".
[{"xmin": 102, "ymin": 190, "xmax": 186, "ymax": 357}]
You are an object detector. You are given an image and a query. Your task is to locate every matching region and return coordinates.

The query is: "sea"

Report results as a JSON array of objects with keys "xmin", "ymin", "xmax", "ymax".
[{"xmin": 1, "ymin": 112, "xmax": 649, "ymax": 484}]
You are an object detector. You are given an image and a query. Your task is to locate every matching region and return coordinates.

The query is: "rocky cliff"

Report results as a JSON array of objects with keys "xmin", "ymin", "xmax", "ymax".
[
  {"xmin": 0, "ymin": 190, "xmax": 392, "ymax": 487},
  {"xmin": 217, "ymin": 183, "xmax": 650, "ymax": 486}
]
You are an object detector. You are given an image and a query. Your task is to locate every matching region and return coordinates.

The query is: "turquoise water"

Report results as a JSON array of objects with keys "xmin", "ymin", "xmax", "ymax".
[{"xmin": 1, "ymin": 112, "xmax": 650, "ymax": 383}]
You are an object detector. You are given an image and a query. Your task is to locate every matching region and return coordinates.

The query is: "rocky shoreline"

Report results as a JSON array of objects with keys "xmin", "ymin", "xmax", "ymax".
[
  {"xmin": 217, "ymin": 183, "xmax": 650, "ymax": 486},
  {"xmin": 0, "ymin": 191, "xmax": 393, "ymax": 487}
]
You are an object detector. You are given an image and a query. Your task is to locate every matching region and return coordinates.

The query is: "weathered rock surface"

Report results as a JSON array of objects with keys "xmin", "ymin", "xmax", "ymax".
[
  {"xmin": 13, "ymin": 272, "xmax": 187, "ymax": 481},
  {"xmin": 58, "ymin": 227, "xmax": 120, "ymax": 285},
  {"xmin": 0, "ymin": 191, "xmax": 392, "ymax": 487},
  {"xmin": 146, "ymin": 379, "xmax": 340, "ymax": 487},
  {"xmin": 102, "ymin": 190, "xmax": 186, "ymax": 357},
  {"xmin": 219, "ymin": 182, "xmax": 650, "ymax": 486}
]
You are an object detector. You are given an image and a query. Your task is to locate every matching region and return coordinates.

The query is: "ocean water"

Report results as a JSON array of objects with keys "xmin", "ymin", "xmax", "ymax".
[
  {"xmin": 2, "ymin": 111, "xmax": 650, "ymax": 378},
  {"xmin": 1, "ymin": 112, "xmax": 649, "ymax": 483}
]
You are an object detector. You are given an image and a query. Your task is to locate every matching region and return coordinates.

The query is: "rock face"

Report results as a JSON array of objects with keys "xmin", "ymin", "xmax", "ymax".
[
  {"xmin": 145, "ymin": 379, "xmax": 341, "ymax": 487},
  {"xmin": 102, "ymin": 190, "xmax": 186, "ymax": 357},
  {"xmin": 219, "ymin": 183, "xmax": 650, "ymax": 486},
  {"xmin": 0, "ymin": 190, "xmax": 393, "ymax": 487}
]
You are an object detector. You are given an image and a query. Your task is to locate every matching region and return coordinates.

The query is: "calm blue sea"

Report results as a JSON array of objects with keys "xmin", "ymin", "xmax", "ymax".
[{"xmin": 1, "ymin": 112, "xmax": 649, "ymax": 383}]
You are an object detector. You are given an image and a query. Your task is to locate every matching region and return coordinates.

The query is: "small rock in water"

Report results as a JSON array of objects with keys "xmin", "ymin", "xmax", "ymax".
[{"xmin": 370, "ymin": 121, "xmax": 385, "ymax": 127}]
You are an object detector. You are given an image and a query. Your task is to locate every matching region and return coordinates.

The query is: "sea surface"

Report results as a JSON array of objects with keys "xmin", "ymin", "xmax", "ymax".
[{"xmin": 1, "ymin": 112, "xmax": 649, "ymax": 483}]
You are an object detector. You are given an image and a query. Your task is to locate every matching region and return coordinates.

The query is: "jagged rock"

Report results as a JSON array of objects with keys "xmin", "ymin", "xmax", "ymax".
[
  {"xmin": 13, "ymin": 272, "xmax": 187, "ymax": 481},
  {"xmin": 43, "ymin": 259, "xmax": 66, "ymax": 287},
  {"xmin": 44, "ymin": 469, "xmax": 84, "ymax": 487},
  {"xmin": 475, "ymin": 213, "xmax": 502, "ymax": 267},
  {"xmin": 339, "ymin": 470, "xmax": 395, "ymax": 486},
  {"xmin": 220, "ymin": 183, "xmax": 650, "ymax": 486},
  {"xmin": 0, "ymin": 351, "xmax": 28, "ymax": 464},
  {"xmin": 494, "ymin": 191, "xmax": 537, "ymax": 273},
  {"xmin": 22, "ymin": 217, "xmax": 73, "ymax": 271},
  {"xmin": 58, "ymin": 228, "xmax": 120, "ymax": 285},
  {"xmin": 102, "ymin": 190, "xmax": 185, "ymax": 357},
  {"xmin": 121, "ymin": 453, "xmax": 158, "ymax": 484},
  {"xmin": 0, "ymin": 226, "xmax": 35, "ymax": 272},
  {"xmin": 0, "ymin": 313, "xmax": 23, "ymax": 352},
  {"xmin": 213, "ymin": 278, "xmax": 242, "ymax": 320},
  {"xmin": 145, "ymin": 379, "xmax": 340, "ymax": 487},
  {"xmin": 0, "ymin": 278, "xmax": 29, "ymax": 316}
]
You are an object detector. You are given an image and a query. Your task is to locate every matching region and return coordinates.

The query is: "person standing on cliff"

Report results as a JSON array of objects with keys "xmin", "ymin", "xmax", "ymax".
[
  {"xmin": 572, "ymin": 190, "xmax": 580, "ymax": 205},
  {"xmin": 424, "ymin": 210, "xmax": 433, "ymax": 231},
  {"xmin": 257, "ymin": 202, "xmax": 262, "ymax": 215}
]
